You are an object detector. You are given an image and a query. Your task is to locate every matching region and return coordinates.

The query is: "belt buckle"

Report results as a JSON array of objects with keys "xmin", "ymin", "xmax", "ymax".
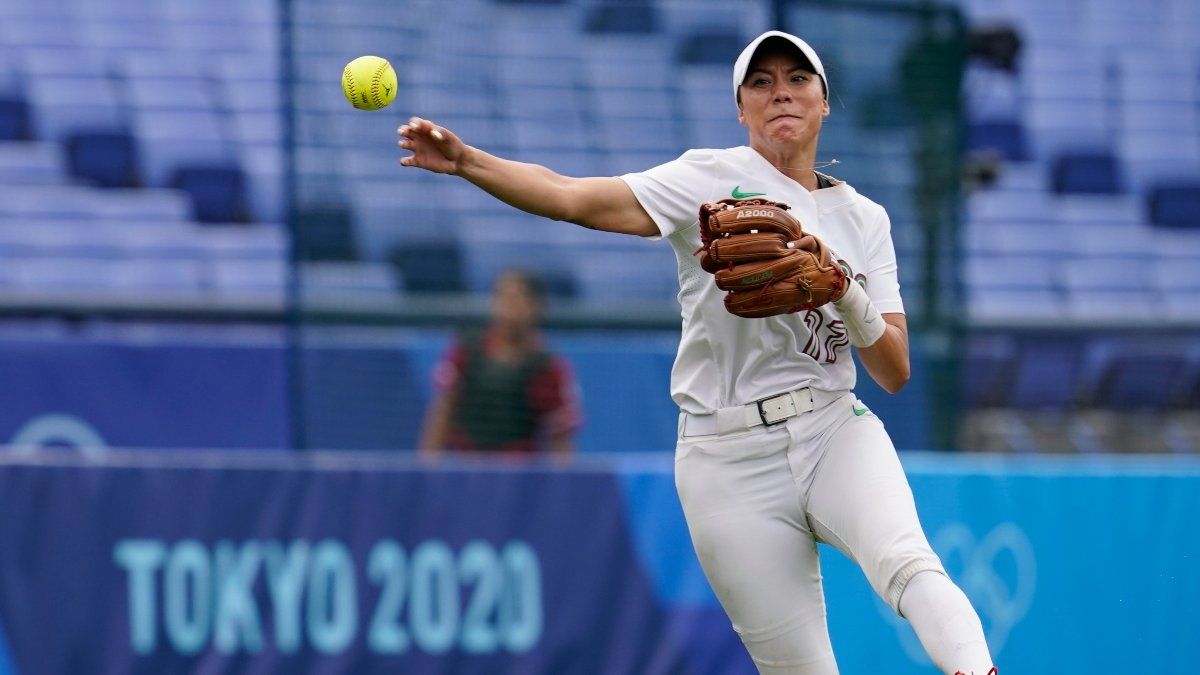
[{"xmin": 756, "ymin": 391, "xmax": 797, "ymax": 426}]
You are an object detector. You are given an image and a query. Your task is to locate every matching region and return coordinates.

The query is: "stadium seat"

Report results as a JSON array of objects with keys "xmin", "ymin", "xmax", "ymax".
[
  {"xmin": 389, "ymin": 240, "xmax": 466, "ymax": 293},
  {"xmin": 1008, "ymin": 339, "xmax": 1085, "ymax": 409},
  {"xmin": 1148, "ymin": 184, "xmax": 1200, "ymax": 229},
  {"xmin": 961, "ymin": 333, "xmax": 1018, "ymax": 407},
  {"xmin": 1051, "ymin": 152, "xmax": 1121, "ymax": 194},
  {"xmin": 1084, "ymin": 338, "xmax": 1192, "ymax": 409},
  {"xmin": 0, "ymin": 97, "xmax": 29, "ymax": 140},
  {"xmin": 676, "ymin": 30, "xmax": 744, "ymax": 65},
  {"xmin": 65, "ymin": 131, "xmax": 139, "ymax": 187},
  {"xmin": 583, "ymin": 0, "xmax": 658, "ymax": 33},
  {"xmin": 967, "ymin": 120, "xmax": 1027, "ymax": 161},
  {"xmin": 170, "ymin": 165, "xmax": 250, "ymax": 223}
]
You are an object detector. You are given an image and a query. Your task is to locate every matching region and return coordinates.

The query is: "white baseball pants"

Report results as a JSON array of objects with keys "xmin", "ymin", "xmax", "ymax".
[{"xmin": 675, "ymin": 391, "xmax": 946, "ymax": 674}]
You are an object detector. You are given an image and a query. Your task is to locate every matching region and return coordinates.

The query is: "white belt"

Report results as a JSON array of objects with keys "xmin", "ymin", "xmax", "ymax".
[{"xmin": 679, "ymin": 388, "xmax": 846, "ymax": 437}]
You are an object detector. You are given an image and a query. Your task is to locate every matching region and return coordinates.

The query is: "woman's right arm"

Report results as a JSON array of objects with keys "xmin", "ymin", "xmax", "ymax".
[{"xmin": 399, "ymin": 117, "xmax": 659, "ymax": 238}]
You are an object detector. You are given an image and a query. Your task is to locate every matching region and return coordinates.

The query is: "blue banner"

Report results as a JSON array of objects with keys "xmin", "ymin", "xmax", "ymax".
[
  {"xmin": 0, "ymin": 452, "xmax": 742, "ymax": 675},
  {"xmin": 1, "ymin": 452, "xmax": 1198, "ymax": 673},
  {"xmin": 0, "ymin": 335, "xmax": 287, "ymax": 451}
]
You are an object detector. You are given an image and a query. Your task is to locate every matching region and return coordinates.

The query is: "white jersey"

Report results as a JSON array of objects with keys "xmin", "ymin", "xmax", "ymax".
[{"xmin": 620, "ymin": 145, "xmax": 904, "ymax": 414}]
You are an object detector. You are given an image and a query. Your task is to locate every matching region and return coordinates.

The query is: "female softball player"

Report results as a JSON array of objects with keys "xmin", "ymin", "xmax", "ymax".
[{"xmin": 398, "ymin": 30, "xmax": 996, "ymax": 675}]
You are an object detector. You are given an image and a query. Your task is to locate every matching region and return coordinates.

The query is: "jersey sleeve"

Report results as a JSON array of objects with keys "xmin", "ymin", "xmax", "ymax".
[
  {"xmin": 619, "ymin": 149, "xmax": 720, "ymax": 238},
  {"xmin": 863, "ymin": 204, "xmax": 905, "ymax": 315},
  {"xmin": 528, "ymin": 355, "xmax": 584, "ymax": 437},
  {"xmin": 431, "ymin": 338, "xmax": 468, "ymax": 393}
]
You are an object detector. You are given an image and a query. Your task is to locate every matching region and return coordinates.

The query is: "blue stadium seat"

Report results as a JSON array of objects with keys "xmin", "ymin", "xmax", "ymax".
[
  {"xmin": 677, "ymin": 30, "xmax": 744, "ymax": 65},
  {"xmin": 1051, "ymin": 152, "xmax": 1121, "ymax": 194},
  {"xmin": 961, "ymin": 333, "xmax": 1017, "ymax": 407},
  {"xmin": 583, "ymin": 0, "xmax": 658, "ymax": 34},
  {"xmin": 1008, "ymin": 339, "xmax": 1084, "ymax": 409},
  {"xmin": 389, "ymin": 240, "xmax": 465, "ymax": 293},
  {"xmin": 1148, "ymin": 184, "xmax": 1200, "ymax": 229},
  {"xmin": 0, "ymin": 97, "xmax": 27, "ymax": 140},
  {"xmin": 1085, "ymin": 338, "xmax": 1191, "ymax": 409},
  {"xmin": 171, "ymin": 165, "xmax": 250, "ymax": 223},
  {"xmin": 967, "ymin": 120, "xmax": 1027, "ymax": 161},
  {"xmin": 65, "ymin": 131, "xmax": 139, "ymax": 187}
]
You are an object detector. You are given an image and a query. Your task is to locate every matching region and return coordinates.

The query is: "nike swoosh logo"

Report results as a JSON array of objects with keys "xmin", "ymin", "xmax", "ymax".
[
  {"xmin": 852, "ymin": 404, "xmax": 870, "ymax": 416},
  {"xmin": 731, "ymin": 186, "xmax": 765, "ymax": 199}
]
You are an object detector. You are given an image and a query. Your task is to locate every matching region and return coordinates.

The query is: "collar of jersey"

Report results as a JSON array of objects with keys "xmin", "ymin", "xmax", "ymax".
[{"xmin": 737, "ymin": 146, "xmax": 854, "ymax": 213}]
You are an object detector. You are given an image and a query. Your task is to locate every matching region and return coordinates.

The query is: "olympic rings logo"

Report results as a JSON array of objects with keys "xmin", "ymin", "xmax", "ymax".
[
  {"xmin": 882, "ymin": 522, "xmax": 1036, "ymax": 663},
  {"xmin": 6, "ymin": 413, "xmax": 109, "ymax": 458}
]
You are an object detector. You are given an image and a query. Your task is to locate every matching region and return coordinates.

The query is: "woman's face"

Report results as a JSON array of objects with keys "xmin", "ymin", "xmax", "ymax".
[
  {"xmin": 491, "ymin": 273, "xmax": 540, "ymax": 330},
  {"xmin": 737, "ymin": 48, "xmax": 829, "ymax": 151}
]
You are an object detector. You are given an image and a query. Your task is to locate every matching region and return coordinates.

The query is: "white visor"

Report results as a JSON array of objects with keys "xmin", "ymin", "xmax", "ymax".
[{"xmin": 733, "ymin": 30, "xmax": 828, "ymax": 105}]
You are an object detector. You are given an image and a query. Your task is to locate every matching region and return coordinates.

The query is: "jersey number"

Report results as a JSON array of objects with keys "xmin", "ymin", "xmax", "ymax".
[{"xmin": 800, "ymin": 310, "xmax": 849, "ymax": 364}]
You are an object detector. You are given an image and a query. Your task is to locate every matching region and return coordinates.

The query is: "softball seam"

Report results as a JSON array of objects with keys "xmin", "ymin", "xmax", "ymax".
[
  {"xmin": 343, "ymin": 66, "xmax": 360, "ymax": 107},
  {"xmin": 369, "ymin": 60, "xmax": 388, "ymax": 109}
]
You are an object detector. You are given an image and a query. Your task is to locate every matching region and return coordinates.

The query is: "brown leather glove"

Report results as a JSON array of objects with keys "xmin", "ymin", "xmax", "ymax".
[{"xmin": 697, "ymin": 198, "xmax": 847, "ymax": 318}]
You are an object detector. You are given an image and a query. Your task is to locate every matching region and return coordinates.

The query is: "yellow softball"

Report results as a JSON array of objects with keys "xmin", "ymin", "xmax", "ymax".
[{"xmin": 341, "ymin": 55, "xmax": 397, "ymax": 111}]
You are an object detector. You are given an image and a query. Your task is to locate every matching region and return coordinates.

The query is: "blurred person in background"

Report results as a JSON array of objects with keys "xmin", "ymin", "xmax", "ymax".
[{"xmin": 418, "ymin": 269, "xmax": 582, "ymax": 456}]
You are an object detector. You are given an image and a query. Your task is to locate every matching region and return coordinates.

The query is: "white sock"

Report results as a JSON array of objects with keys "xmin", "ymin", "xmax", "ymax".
[{"xmin": 898, "ymin": 570, "xmax": 994, "ymax": 675}]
